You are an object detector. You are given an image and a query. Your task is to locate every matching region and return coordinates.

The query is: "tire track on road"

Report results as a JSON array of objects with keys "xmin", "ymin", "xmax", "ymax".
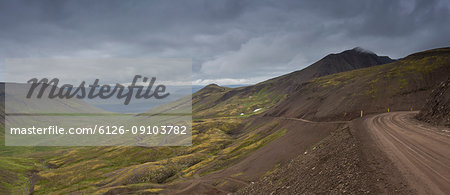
[{"xmin": 364, "ymin": 111, "xmax": 450, "ymax": 195}]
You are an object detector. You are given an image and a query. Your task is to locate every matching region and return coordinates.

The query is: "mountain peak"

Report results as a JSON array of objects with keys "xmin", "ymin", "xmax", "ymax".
[
  {"xmin": 197, "ymin": 83, "xmax": 226, "ymax": 94},
  {"xmin": 205, "ymin": 83, "xmax": 220, "ymax": 88},
  {"xmin": 349, "ymin": 47, "xmax": 375, "ymax": 54},
  {"xmin": 297, "ymin": 48, "xmax": 394, "ymax": 80}
]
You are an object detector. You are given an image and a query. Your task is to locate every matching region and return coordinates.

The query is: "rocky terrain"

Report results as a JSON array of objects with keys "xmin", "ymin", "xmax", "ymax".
[
  {"xmin": 416, "ymin": 78, "xmax": 450, "ymax": 127},
  {"xmin": 239, "ymin": 124, "xmax": 413, "ymax": 194}
]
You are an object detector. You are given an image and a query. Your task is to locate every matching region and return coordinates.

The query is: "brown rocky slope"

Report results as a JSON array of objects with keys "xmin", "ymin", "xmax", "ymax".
[
  {"xmin": 192, "ymin": 48, "xmax": 393, "ymax": 118},
  {"xmin": 264, "ymin": 47, "xmax": 450, "ymax": 121},
  {"xmin": 416, "ymin": 77, "xmax": 450, "ymax": 127}
]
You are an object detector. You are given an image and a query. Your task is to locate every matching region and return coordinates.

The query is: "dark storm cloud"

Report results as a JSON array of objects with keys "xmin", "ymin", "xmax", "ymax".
[{"xmin": 0, "ymin": 0, "xmax": 449, "ymax": 85}]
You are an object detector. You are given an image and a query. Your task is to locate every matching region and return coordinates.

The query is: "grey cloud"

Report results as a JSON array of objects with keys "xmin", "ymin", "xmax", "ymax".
[{"xmin": 0, "ymin": 0, "xmax": 449, "ymax": 85}]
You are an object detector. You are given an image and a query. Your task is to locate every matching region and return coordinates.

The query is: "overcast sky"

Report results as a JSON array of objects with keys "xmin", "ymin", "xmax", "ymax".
[{"xmin": 1, "ymin": 0, "xmax": 449, "ymax": 85}]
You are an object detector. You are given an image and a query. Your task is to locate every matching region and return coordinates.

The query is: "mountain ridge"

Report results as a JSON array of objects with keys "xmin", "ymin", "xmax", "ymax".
[
  {"xmin": 264, "ymin": 47, "xmax": 450, "ymax": 121},
  {"xmin": 193, "ymin": 47, "xmax": 394, "ymax": 118},
  {"xmin": 290, "ymin": 47, "xmax": 394, "ymax": 80}
]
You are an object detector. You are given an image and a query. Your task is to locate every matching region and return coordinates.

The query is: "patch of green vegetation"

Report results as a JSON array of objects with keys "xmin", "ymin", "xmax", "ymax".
[
  {"xmin": 33, "ymin": 146, "xmax": 186, "ymax": 194},
  {"xmin": 193, "ymin": 84, "xmax": 287, "ymax": 118},
  {"xmin": 231, "ymin": 172, "xmax": 243, "ymax": 177},
  {"xmin": 230, "ymin": 128, "xmax": 286, "ymax": 156},
  {"xmin": 365, "ymin": 78, "xmax": 380, "ymax": 99},
  {"xmin": 0, "ymin": 126, "xmax": 64, "ymax": 194},
  {"xmin": 29, "ymin": 117, "xmax": 242, "ymax": 193},
  {"xmin": 264, "ymin": 163, "xmax": 281, "ymax": 177},
  {"xmin": 313, "ymin": 65, "xmax": 384, "ymax": 88},
  {"xmin": 0, "ymin": 156, "xmax": 36, "ymax": 194},
  {"xmin": 398, "ymin": 78, "xmax": 407, "ymax": 89},
  {"xmin": 199, "ymin": 126, "xmax": 287, "ymax": 176},
  {"xmin": 386, "ymin": 56, "xmax": 449, "ymax": 79}
]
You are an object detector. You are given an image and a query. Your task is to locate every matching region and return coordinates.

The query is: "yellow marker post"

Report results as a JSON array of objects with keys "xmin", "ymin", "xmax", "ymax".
[
  {"xmin": 361, "ymin": 110, "xmax": 363, "ymax": 118},
  {"xmin": 388, "ymin": 108, "xmax": 390, "ymax": 113},
  {"xmin": 411, "ymin": 107, "xmax": 413, "ymax": 111}
]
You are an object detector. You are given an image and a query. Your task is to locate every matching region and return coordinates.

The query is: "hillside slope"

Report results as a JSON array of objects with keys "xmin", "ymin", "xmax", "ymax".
[
  {"xmin": 3, "ymin": 83, "xmax": 107, "ymax": 114},
  {"xmin": 264, "ymin": 47, "xmax": 450, "ymax": 121},
  {"xmin": 193, "ymin": 48, "xmax": 393, "ymax": 118},
  {"xmin": 416, "ymin": 77, "xmax": 450, "ymax": 126}
]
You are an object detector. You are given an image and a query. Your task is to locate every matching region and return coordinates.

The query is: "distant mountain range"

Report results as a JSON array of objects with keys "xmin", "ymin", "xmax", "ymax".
[{"xmin": 192, "ymin": 85, "xmax": 248, "ymax": 93}]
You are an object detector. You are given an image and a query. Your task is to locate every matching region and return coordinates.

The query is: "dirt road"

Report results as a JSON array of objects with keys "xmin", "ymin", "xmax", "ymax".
[{"xmin": 363, "ymin": 111, "xmax": 450, "ymax": 195}]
